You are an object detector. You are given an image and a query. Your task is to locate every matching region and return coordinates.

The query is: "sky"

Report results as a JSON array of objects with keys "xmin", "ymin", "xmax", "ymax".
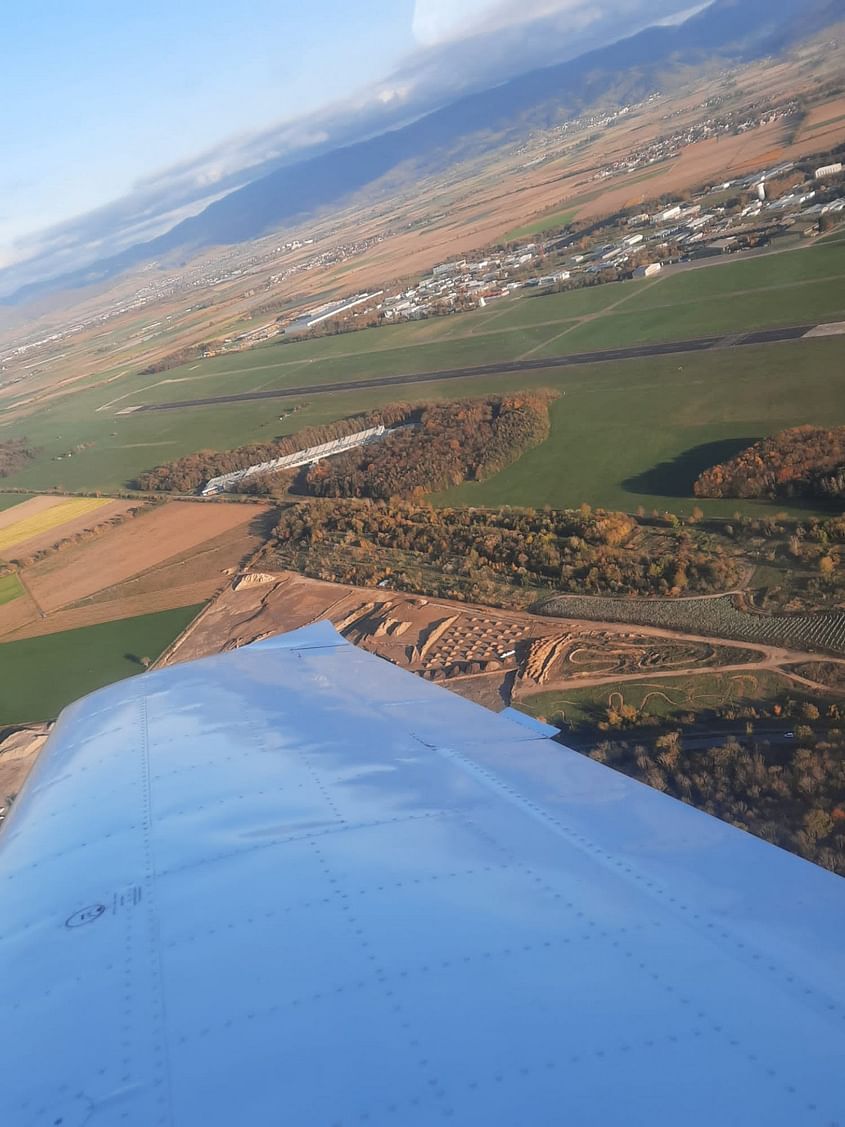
[
  {"xmin": 0, "ymin": 0, "xmax": 701, "ymax": 293},
  {"xmin": 0, "ymin": 1, "xmax": 416, "ymax": 250}
]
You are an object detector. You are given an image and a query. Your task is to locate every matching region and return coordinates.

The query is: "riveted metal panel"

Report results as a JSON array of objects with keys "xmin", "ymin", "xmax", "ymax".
[{"xmin": 1, "ymin": 622, "xmax": 844, "ymax": 1126}]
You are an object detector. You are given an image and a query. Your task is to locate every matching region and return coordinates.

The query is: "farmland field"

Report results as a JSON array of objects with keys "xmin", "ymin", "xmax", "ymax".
[
  {"xmin": 23, "ymin": 501, "xmax": 264, "ymax": 613},
  {"xmin": 0, "ymin": 495, "xmax": 64, "ymax": 531},
  {"xmin": 0, "ymin": 605, "xmax": 204, "ymax": 724},
  {"xmin": 505, "ymin": 206, "xmax": 577, "ymax": 240},
  {"xmin": 0, "ymin": 241, "xmax": 843, "ymax": 521},
  {"xmin": 0, "ymin": 496, "xmax": 111, "ymax": 555},
  {"xmin": 2, "ymin": 498, "xmax": 138, "ymax": 559},
  {"xmin": 536, "ymin": 593, "xmax": 845, "ymax": 655},
  {"xmin": 0, "ymin": 513, "xmax": 272, "ymax": 643},
  {"xmin": 0, "ymin": 573, "xmax": 23, "ymax": 606}
]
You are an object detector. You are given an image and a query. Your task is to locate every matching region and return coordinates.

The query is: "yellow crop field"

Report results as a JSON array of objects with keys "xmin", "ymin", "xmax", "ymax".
[{"xmin": 0, "ymin": 498, "xmax": 111, "ymax": 554}]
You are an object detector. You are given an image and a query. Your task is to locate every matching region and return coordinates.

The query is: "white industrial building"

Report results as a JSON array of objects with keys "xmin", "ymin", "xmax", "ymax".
[
  {"xmin": 432, "ymin": 261, "xmax": 467, "ymax": 278},
  {"xmin": 815, "ymin": 163, "xmax": 843, "ymax": 180},
  {"xmin": 285, "ymin": 292, "xmax": 384, "ymax": 337},
  {"xmin": 201, "ymin": 426, "xmax": 389, "ymax": 495}
]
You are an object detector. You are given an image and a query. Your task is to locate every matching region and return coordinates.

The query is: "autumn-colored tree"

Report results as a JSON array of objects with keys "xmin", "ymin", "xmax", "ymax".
[
  {"xmin": 306, "ymin": 393, "xmax": 556, "ymax": 501},
  {"xmin": 819, "ymin": 555, "xmax": 836, "ymax": 579},
  {"xmin": 694, "ymin": 426, "xmax": 845, "ymax": 502},
  {"xmin": 0, "ymin": 438, "xmax": 37, "ymax": 478}
]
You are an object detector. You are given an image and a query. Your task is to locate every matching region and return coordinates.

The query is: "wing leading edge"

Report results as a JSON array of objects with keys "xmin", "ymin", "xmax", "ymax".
[{"xmin": 1, "ymin": 620, "xmax": 844, "ymax": 1125}]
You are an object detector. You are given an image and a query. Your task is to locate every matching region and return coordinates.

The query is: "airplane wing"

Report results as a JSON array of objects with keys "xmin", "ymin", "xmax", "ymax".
[{"xmin": 2, "ymin": 620, "xmax": 844, "ymax": 1125}]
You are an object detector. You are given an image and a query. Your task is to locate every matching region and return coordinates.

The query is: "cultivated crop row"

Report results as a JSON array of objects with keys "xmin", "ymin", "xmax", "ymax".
[{"xmin": 536, "ymin": 594, "xmax": 845, "ymax": 656}]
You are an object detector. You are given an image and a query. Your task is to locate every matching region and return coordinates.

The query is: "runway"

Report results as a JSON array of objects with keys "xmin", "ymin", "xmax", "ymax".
[{"xmin": 126, "ymin": 322, "xmax": 816, "ymax": 413}]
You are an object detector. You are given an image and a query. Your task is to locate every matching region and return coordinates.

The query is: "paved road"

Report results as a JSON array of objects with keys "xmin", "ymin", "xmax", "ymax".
[{"xmin": 127, "ymin": 323, "xmax": 815, "ymax": 413}]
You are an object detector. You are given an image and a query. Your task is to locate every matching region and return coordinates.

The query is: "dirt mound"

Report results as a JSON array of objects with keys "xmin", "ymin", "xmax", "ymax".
[
  {"xmin": 233, "ymin": 572, "xmax": 279, "ymax": 591},
  {"xmin": 0, "ymin": 723, "xmax": 52, "ymax": 812}
]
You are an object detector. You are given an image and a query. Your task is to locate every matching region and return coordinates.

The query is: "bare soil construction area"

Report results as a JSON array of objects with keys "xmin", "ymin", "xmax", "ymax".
[
  {"xmin": 162, "ymin": 570, "xmax": 845, "ymax": 713},
  {"xmin": 22, "ymin": 501, "xmax": 267, "ymax": 614},
  {"xmin": 0, "ymin": 724, "xmax": 52, "ymax": 809}
]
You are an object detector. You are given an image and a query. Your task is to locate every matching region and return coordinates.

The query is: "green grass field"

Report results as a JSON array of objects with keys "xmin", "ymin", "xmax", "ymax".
[
  {"xmin": 0, "ymin": 494, "xmax": 25, "ymax": 512},
  {"xmin": 531, "ymin": 277, "xmax": 845, "ymax": 356},
  {"xmin": 0, "ymin": 604, "xmax": 203, "ymax": 723},
  {"xmin": 435, "ymin": 336, "xmax": 845, "ymax": 515},
  {"xmin": 518, "ymin": 670, "xmax": 794, "ymax": 728},
  {"xmin": 0, "ymin": 573, "xmax": 23, "ymax": 606},
  {"xmin": 505, "ymin": 207, "xmax": 577, "ymax": 240},
  {"xmin": 2, "ymin": 240, "xmax": 844, "ymax": 518}
]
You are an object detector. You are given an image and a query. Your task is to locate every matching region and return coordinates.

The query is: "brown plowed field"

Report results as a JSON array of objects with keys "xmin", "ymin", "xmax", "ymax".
[
  {"xmin": 798, "ymin": 95, "xmax": 845, "ymax": 147},
  {"xmin": 24, "ymin": 502, "xmax": 267, "ymax": 613},
  {"xmin": 2, "ymin": 582, "xmax": 220, "ymax": 641},
  {"xmin": 0, "ymin": 588, "xmax": 41, "ymax": 639},
  {"xmin": 9, "ymin": 499, "xmax": 137, "ymax": 557},
  {"xmin": 72, "ymin": 519, "xmax": 270, "ymax": 609},
  {"xmin": 0, "ymin": 496, "xmax": 63, "ymax": 531}
]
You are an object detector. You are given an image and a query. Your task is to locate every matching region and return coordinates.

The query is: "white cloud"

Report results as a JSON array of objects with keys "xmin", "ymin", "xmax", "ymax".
[
  {"xmin": 412, "ymin": 0, "xmax": 615, "ymax": 46},
  {"xmin": 376, "ymin": 84, "xmax": 412, "ymax": 105},
  {"xmin": 412, "ymin": 0, "xmax": 501, "ymax": 45},
  {"xmin": 0, "ymin": 0, "xmax": 706, "ymax": 299},
  {"xmin": 653, "ymin": 0, "xmax": 711, "ymax": 25}
]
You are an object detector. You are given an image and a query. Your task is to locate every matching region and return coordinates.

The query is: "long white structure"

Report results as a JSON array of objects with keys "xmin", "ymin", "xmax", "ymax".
[
  {"xmin": 201, "ymin": 425, "xmax": 387, "ymax": 495},
  {"xmin": 285, "ymin": 291, "xmax": 384, "ymax": 336}
]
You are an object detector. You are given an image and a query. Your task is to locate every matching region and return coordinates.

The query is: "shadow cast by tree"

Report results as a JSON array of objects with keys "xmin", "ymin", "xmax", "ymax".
[{"xmin": 622, "ymin": 438, "xmax": 760, "ymax": 498}]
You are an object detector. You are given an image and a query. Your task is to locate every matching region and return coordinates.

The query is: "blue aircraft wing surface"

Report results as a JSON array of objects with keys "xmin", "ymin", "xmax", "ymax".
[{"xmin": 1, "ymin": 620, "xmax": 844, "ymax": 1125}]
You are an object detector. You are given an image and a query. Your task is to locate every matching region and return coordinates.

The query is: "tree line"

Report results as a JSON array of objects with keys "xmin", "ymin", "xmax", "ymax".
[
  {"xmin": 0, "ymin": 439, "xmax": 36, "ymax": 479},
  {"xmin": 262, "ymin": 500, "xmax": 744, "ymax": 605},
  {"xmin": 587, "ymin": 719, "xmax": 845, "ymax": 875},
  {"xmin": 306, "ymin": 393, "xmax": 555, "ymax": 500},
  {"xmin": 132, "ymin": 403, "xmax": 414, "ymax": 492},
  {"xmin": 694, "ymin": 426, "xmax": 845, "ymax": 502},
  {"xmin": 132, "ymin": 393, "xmax": 554, "ymax": 498}
]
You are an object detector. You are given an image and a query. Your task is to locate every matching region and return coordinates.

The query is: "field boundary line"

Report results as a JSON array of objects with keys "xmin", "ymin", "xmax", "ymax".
[
  {"xmin": 152, "ymin": 599, "xmax": 219, "ymax": 670},
  {"xmin": 64, "ymin": 515, "xmax": 267, "ymax": 611},
  {"xmin": 153, "ymin": 522, "xmax": 281, "ymax": 669},
  {"xmin": 517, "ymin": 277, "xmax": 664, "ymax": 359},
  {"xmin": 16, "ymin": 571, "xmax": 46, "ymax": 620},
  {"xmin": 603, "ymin": 270, "xmax": 845, "ymax": 316},
  {"xmin": 515, "ymin": 318, "xmax": 586, "ymax": 359}
]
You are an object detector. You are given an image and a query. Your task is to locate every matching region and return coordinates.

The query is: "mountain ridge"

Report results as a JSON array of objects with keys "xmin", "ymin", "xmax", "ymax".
[{"xmin": 3, "ymin": 0, "xmax": 843, "ymax": 307}]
